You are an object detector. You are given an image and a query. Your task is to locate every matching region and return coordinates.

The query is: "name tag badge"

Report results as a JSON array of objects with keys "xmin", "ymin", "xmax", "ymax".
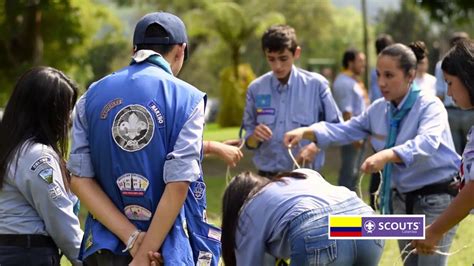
[{"xmin": 256, "ymin": 108, "xmax": 275, "ymax": 116}]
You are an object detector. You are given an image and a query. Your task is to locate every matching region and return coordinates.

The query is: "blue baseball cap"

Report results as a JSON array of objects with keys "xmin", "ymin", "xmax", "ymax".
[{"xmin": 133, "ymin": 12, "xmax": 189, "ymax": 59}]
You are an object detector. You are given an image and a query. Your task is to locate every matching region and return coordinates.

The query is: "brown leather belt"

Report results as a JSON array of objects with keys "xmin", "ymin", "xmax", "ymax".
[{"xmin": 0, "ymin": 234, "xmax": 57, "ymax": 248}]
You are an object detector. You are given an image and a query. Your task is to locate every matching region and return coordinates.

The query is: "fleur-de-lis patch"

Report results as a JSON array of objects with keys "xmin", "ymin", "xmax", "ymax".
[{"xmin": 112, "ymin": 104, "xmax": 154, "ymax": 152}]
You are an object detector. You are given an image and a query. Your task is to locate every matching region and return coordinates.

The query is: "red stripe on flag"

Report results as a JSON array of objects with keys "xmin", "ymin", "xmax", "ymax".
[{"xmin": 330, "ymin": 231, "xmax": 362, "ymax": 237}]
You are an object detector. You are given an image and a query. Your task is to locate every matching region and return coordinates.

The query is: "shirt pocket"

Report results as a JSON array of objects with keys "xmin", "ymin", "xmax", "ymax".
[{"xmin": 256, "ymin": 113, "xmax": 276, "ymax": 127}]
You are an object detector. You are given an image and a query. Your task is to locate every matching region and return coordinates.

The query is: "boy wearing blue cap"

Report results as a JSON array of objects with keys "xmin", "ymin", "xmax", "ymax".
[{"xmin": 68, "ymin": 12, "xmax": 220, "ymax": 266}]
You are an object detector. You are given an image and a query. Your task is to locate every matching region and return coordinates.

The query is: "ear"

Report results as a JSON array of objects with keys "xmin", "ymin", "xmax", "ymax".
[
  {"xmin": 407, "ymin": 69, "xmax": 416, "ymax": 83},
  {"xmin": 294, "ymin": 46, "xmax": 302, "ymax": 60},
  {"xmin": 176, "ymin": 43, "xmax": 186, "ymax": 61}
]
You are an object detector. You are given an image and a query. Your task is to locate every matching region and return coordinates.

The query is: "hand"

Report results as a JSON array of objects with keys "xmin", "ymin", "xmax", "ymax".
[
  {"xmin": 252, "ymin": 124, "xmax": 272, "ymax": 142},
  {"xmin": 411, "ymin": 225, "xmax": 443, "ymax": 255},
  {"xmin": 296, "ymin": 143, "xmax": 320, "ymax": 166},
  {"xmin": 213, "ymin": 142, "xmax": 243, "ymax": 167},
  {"xmin": 283, "ymin": 127, "xmax": 312, "ymax": 148},
  {"xmin": 223, "ymin": 139, "xmax": 242, "ymax": 147},
  {"xmin": 148, "ymin": 251, "xmax": 163, "ymax": 266},
  {"xmin": 360, "ymin": 149, "xmax": 393, "ymax": 174}
]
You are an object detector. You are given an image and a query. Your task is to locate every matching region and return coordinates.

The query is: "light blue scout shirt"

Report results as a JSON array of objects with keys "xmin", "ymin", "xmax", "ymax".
[
  {"xmin": 310, "ymin": 89, "xmax": 461, "ymax": 193},
  {"xmin": 235, "ymin": 168, "xmax": 373, "ymax": 265},
  {"xmin": 0, "ymin": 140, "xmax": 83, "ymax": 265},
  {"xmin": 243, "ymin": 66, "xmax": 342, "ymax": 172},
  {"xmin": 332, "ymin": 72, "xmax": 367, "ymax": 116},
  {"xmin": 462, "ymin": 126, "xmax": 474, "ymax": 182}
]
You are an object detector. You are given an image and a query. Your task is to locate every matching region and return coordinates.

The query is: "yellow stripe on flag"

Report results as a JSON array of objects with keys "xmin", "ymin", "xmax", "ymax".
[{"xmin": 329, "ymin": 216, "xmax": 362, "ymax": 227}]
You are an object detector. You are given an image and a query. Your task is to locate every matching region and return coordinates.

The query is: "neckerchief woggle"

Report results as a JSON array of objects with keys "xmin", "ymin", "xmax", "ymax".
[{"xmin": 380, "ymin": 83, "xmax": 421, "ymax": 214}]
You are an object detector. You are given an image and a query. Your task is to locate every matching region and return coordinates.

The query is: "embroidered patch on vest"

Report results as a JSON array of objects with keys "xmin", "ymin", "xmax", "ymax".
[
  {"xmin": 124, "ymin": 205, "xmax": 152, "ymax": 221},
  {"xmin": 101, "ymin": 98, "xmax": 123, "ymax": 119},
  {"xmin": 38, "ymin": 167, "xmax": 54, "ymax": 184},
  {"xmin": 208, "ymin": 228, "xmax": 221, "ymax": 241},
  {"xmin": 148, "ymin": 101, "xmax": 165, "ymax": 128},
  {"xmin": 191, "ymin": 181, "xmax": 206, "ymax": 200},
  {"xmin": 48, "ymin": 183, "xmax": 62, "ymax": 200},
  {"xmin": 30, "ymin": 156, "xmax": 52, "ymax": 171},
  {"xmin": 116, "ymin": 173, "xmax": 149, "ymax": 196},
  {"xmin": 197, "ymin": 251, "xmax": 212, "ymax": 266},
  {"xmin": 112, "ymin": 104, "xmax": 154, "ymax": 152}
]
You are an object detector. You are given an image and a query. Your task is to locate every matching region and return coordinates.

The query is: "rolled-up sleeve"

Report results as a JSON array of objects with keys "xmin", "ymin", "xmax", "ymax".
[
  {"xmin": 67, "ymin": 95, "xmax": 95, "ymax": 178},
  {"xmin": 163, "ymin": 99, "xmax": 205, "ymax": 183}
]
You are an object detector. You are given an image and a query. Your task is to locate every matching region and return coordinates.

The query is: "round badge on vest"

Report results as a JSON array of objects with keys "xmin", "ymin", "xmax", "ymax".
[{"xmin": 112, "ymin": 104, "xmax": 154, "ymax": 152}]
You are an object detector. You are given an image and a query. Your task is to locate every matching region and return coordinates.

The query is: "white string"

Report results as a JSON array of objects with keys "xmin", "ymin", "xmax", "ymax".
[
  {"xmin": 372, "ymin": 170, "xmax": 383, "ymax": 213},
  {"xmin": 287, "ymin": 145, "xmax": 301, "ymax": 169},
  {"xmin": 225, "ymin": 139, "xmax": 246, "ymax": 185},
  {"xmin": 395, "ymin": 238, "xmax": 472, "ymax": 265},
  {"xmin": 358, "ymin": 173, "xmax": 365, "ymax": 201}
]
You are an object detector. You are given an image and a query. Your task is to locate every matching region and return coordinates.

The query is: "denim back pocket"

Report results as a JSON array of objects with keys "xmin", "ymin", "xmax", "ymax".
[{"xmin": 304, "ymin": 233, "xmax": 337, "ymax": 265}]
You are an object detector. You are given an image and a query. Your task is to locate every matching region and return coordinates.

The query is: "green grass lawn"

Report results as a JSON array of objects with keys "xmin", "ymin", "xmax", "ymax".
[{"xmin": 63, "ymin": 124, "xmax": 473, "ymax": 265}]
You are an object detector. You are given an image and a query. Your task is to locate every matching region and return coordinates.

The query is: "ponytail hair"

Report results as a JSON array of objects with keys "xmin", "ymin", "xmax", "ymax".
[{"xmin": 380, "ymin": 43, "xmax": 417, "ymax": 75}]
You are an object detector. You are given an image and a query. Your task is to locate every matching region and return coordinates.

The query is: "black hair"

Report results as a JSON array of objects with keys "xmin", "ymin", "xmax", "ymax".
[
  {"xmin": 408, "ymin": 41, "xmax": 428, "ymax": 62},
  {"xmin": 380, "ymin": 43, "xmax": 419, "ymax": 75},
  {"xmin": 135, "ymin": 23, "xmax": 175, "ymax": 56},
  {"xmin": 261, "ymin": 25, "xmax": 298, "ymax": 54},
  {"xmin": 449, "ymin": 32, "xmax": 469, "ymax": 48},
  {"xmin": 342, "ymin": 48, "xmax": 360, "ymax": 69},
  {"xmin": 0, "ymin": 67, "xmax": 78, "ymax": 189},
  {"xmin": 221, "ymin": 171, "xmax": 306, "ymax": 266},
  {"xmin": 441, "ymin": 39, "xmax": 474, "ymax": 106},
  {"xmin": 375, "ymin": 34, "xmax": 394, "ymax": 54}
]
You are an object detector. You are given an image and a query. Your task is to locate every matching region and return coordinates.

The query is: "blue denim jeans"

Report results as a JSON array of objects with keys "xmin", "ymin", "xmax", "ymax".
[
  {"xmin": 392, "ymin": 190, "xmax": 458, "ymax": 266},
  {"xmin": 0, "ymin": 246, "xmax": 60, "ymax": 266},
  {"xmin": 338, "ymin": 143, "xmax": 365, "ymax": 192},
  {"xmin": 288, "ymin": 197, "xmax": 384, "ymax": 266}
]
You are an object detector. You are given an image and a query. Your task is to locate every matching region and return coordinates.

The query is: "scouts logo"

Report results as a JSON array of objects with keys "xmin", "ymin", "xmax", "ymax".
[
  {"xmin": 364, "ymin": 220, "xmax": 376, "ymax": 233},
  {"xmin": 112, "ymin": 104, "xmax": 154, "ymax": 152},
  {"xmin": 192, "ymin": 182, "xmax": 206, "ymax": 200},
  {"xmin": 116, "ymin": 173, "xmax": 149, "ymax": 196},
  {"xmin": 124, "ymin": 205, "xmax": 152, "ymax": 221},
  {"xmin": 256, "ymin": 94, "xmax": 271, "ymax": 107},
  {"xmin": 38, "ymin": 167, "xmax": 54, "ymax": 184}
]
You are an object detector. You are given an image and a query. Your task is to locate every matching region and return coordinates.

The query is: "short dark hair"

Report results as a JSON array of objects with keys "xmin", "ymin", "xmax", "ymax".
[
  {"xmin": 342, "ymin": 48, "xmax": 360, "ymax": 69},
  {"xmin": 442, "ymin": 39, "xmax": 474, "ymax": 106},
  {"xmin": 375, "ymin": 34, "xmax": 394, "ymax": 54},
  {"xmin": 0, "ymin": 67, "xmax": 78, "ymax": 188},
  {"xmin": 135, "ymin": 23, "xmax": 174, "ymax": 56},
  {"xmin": 449, "ymin": 32, "xmax": 469, "ymax": 48},
  {"xmin": 261, "ymin": 25, "xmax": 298, "ymax": 54}
]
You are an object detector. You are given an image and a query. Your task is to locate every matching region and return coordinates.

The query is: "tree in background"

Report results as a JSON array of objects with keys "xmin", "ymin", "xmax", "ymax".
[
  {"xmin": 0, "ymin": 0, "xmax": 126, "ymax": 104},
  {"xmin": 185, "ymin": 1, "xmax": 284, "ymax": 126}
]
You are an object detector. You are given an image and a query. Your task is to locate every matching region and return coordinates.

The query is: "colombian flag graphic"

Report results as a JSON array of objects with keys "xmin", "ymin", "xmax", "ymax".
[{"xmin": 329, "ymin": 216, "xmax": 362, "ymax": 237}]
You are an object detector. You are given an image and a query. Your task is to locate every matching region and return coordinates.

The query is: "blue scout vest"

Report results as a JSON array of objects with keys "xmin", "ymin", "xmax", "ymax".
[{"xmin": 82, "ymin": 59, "xmax": 220, "ymax": 265}]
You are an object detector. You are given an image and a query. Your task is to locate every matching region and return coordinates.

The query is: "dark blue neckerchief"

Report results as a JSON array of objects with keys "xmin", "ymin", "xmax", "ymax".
[{"xmin": 380, "ymin": 83, "xmax": 421, "ymax": 214}]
